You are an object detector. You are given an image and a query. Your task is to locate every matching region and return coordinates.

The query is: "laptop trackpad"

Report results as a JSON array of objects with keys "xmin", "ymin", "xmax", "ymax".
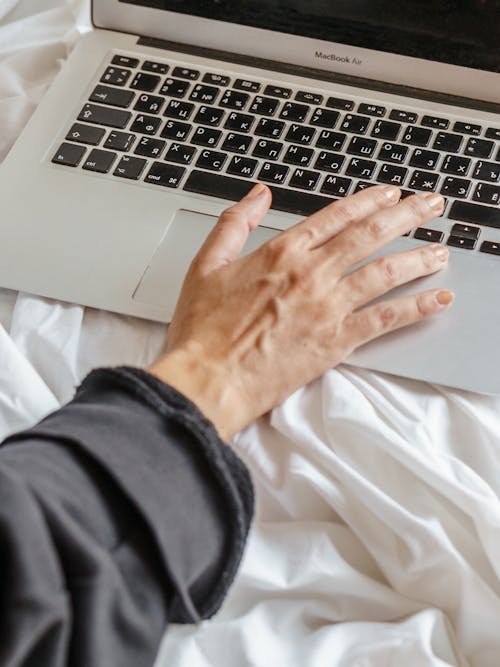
[{"xmin": 133, "ymin": 208, "xmax": 279, "ymax": 312}]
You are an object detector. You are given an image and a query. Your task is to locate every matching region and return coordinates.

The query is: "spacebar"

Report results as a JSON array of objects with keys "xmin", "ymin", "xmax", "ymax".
[
  {"xmin": 183, "ymin": 170, "xmax": 335, "ymax": 217},
  {"xmin": 449, "ymin": 201, "xmax": 500, "ymax": 229}
]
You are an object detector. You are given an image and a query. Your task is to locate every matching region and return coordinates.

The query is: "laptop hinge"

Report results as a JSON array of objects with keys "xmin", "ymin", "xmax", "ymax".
[{"xmin": 138, "ymin": 36, "xmax": 499, "ymax": 115}]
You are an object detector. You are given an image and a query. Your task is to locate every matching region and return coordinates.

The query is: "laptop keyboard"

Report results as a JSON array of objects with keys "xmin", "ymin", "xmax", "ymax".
[{"xmin": 52, "ymin": 53, "xmax": 500, "ymax": 256}]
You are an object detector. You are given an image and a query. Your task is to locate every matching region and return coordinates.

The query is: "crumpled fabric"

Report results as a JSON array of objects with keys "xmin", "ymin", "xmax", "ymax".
[{"xmin": 1, "ymin": 2, "xmax": 500, "ymax": 665}]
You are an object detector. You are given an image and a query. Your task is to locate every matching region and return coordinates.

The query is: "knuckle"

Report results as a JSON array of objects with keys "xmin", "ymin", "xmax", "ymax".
[
  {"xmin": 376, "ymin": 304, "xmax": 397, "ymax": 330},
  {"xmin": 421, "ymin": 246, "xmax": 437, "ymax": 270},
  {"xmin": 376, "ymin": 256, "xmax": 398, "ymax": 285},
  {"xmin": 366, "ymin": 216, "xmax": 387, "ymax": 240},
  {"xmin": 331, "ymin": 201, "xmax": 357, "ymax": 225},
  {"xmin": 415, "ymin": 293, "xmax": 430, "ymax": 319},
  {"xmin": 219, "ymin": 205, "xmax": 244, "ymax": 226},
  {"xmin": 405, "ymin": 195, "xmax": 428, "ymax": 223},
  {"xmin": 265, "ymin": 234, "xmax": 290, "ymax": 263}
]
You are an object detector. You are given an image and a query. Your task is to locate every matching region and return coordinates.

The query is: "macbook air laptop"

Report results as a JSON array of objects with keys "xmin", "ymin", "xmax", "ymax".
[{"xmin": 0, "ymin": 0, "xmax": 498, "ymax": 392}]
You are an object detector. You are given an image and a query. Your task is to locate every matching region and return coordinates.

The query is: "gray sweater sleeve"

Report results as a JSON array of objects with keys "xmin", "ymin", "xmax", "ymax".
[{"xmin": 0, "ymin": 366, "xmax": 254, "ymax": 667}]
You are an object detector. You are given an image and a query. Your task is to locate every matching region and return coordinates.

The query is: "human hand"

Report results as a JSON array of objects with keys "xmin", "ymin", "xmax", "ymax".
[{"xmin": 148, "ymin": 184, "xmax": 452, "ymax": 440}]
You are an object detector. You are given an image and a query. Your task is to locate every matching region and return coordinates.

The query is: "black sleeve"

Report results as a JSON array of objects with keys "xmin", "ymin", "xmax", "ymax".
[{"xmin": 0, "ymin": 367, "xmax": 254, "ymax": 667}]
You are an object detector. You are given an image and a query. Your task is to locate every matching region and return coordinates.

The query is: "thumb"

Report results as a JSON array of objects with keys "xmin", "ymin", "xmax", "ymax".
[{"xmin": 194, "ymin": 183, "xmax": 272, "ymax": 274}]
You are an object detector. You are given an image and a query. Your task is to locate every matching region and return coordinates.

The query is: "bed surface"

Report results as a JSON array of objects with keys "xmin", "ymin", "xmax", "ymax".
[{"xmin": 1, "ymin": 3, "xmax": 500, "ymax": 665}]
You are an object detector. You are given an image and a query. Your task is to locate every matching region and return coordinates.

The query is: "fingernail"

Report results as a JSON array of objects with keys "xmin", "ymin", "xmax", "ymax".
[
  {"xmin": 432, "ymin": 244, "xmax": 449, "ymax": 262},
  {"xmin": 244, "ymin": 183, "xmax": 268, "ymax": 200},
  {"xmin": 436, "ymin": 289, "xmax": 454, "ymax": 306},
  {"xmin": 422, "ymin": 193, "xmax": 445, "ymax": 212},
  {"xmin": 382, "ymin": 185, "xmax": 401, "ymax": 202}
]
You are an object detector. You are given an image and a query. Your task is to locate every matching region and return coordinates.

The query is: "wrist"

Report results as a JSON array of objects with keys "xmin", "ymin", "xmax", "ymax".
[{"xmin": 147, "ymin": 344, "xmax": 247, "ymax": 441}]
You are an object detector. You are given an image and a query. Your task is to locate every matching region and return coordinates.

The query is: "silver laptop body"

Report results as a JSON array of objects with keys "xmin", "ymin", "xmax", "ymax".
[{"xmin": 0, "ymin": 0, "xmax": 498, "ymax": 392}]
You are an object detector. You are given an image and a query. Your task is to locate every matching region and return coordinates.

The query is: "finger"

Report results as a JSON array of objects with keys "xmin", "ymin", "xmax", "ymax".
[
  {"xmin": 285, "ymin": 184, "xmax": 401, "ymax": 249},
  {"xmin": 322, "ymin": 192, "xmax": 445, "ymax": 274},
  {"xmin": 194, "ymin": 183, "xmax": 272, "ymax": 274},
  {"xmin": 342, "ymin": 288, "xmax": 454, "ymax": 351},
  {"xmin": 338, "ymin": 243, "xmax": 449, "ymax": 311}
]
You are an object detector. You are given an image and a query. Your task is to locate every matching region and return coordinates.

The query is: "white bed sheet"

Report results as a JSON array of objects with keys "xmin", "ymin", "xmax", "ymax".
[{"xmin": 1, "ymin": 3, "xmax": 500, "ymax": 665}]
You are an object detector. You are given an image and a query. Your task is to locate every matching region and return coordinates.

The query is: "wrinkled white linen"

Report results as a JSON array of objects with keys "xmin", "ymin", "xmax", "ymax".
[{"xmin": 1, "ymin": 3, "xmax": 499, "ymax": 665}]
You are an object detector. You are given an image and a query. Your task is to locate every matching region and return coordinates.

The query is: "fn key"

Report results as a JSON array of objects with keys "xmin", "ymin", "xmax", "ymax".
[{"xmin": 52, "ymin": 142, "xmax": 86, "ymax": 167}]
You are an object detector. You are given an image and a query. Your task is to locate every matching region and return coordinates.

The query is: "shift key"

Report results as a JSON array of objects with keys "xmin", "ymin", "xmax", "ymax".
[
  {"xmin": 449, "ymin": 201, "xmax": 500, "ymax": 229},
  {"xmin": 78, "ymin": 103, "xmax": 131, "ymax": 129}
]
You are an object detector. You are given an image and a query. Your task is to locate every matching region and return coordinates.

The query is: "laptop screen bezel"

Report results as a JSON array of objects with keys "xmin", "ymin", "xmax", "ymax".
[{"xmin": 92, "ymin": 0, "xmax": 500, "ymax": 104}]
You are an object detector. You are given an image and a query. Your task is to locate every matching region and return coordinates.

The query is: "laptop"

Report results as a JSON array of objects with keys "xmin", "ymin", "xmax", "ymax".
[{"xmin": 0, "ymin": 0, "xmax": 498, "ymax": 393}]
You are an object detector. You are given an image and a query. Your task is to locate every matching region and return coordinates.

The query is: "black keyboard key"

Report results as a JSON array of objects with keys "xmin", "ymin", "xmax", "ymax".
[
  {"xmin": 450, "ymin": 223, "xmax": 480, "ymax": 239},
  {"xmin": 371, "ymin": 120, "xmax": 401, "ymax": 141},
  {"xmin": 111, "ymin": 55, "xmax": 139, "ymax": 68},
  {"xmin": 100, "ymin": 66, "xmax": 131, "ymax": 87},
  {"xmin": 234, "ymin": 79, "xmax": 261, "ymax": 93},
  {"xmin": 134, "ymin": 136, "xmax": 166, "ymax": 159},
  {"xmin": 432, "ymin": 132, "xmax": 462, "ymax": 153},
  {"xmin": 258, "ymin": 162, "xmax": 289, "ymax": 185},
  {"xmin": 78, "ymin": 104, "xmax": 131, "ymax": 129},
  {"xmin": 52, "ymin": 142, "xmax": 86, "ymax": 167},
  {"xmin": 441, "ymin": 155, "xmax": 471, "ymax": 176},
  {"xmin": 447, "ymin": 235, "xmax": 476, "ymax": 250},
  {"xmin": 327, "ymin": 96, "xmax": 354, "ymax": 111},
  {"xmin": 224, "ymin": 112, "xmax": 255, "ymax": 133},
  {"xmin": 473, "ymin": 161, "xmax": 500, "ymax": 183},
  {"xmin": 409, "ymin": 170, "xmax": 439, "ymax": 192},
  {"xmin": 316, "ymin": 130, "xmax": 347, "ymax": 151},
  {"xmin": 340, "ymin": 114, "xmax": 370, "ymax": 135},
  {"xmin": 194, "ymin": 105, "xmax": 225, "ymax": 127},
  {"xmin": 249, "ymin": 96, "xmax": 280, "ymax": 117},
  {"xmin": 402, "ymin": 126, "xmax": 431, "ymax": 147},
  {"xmin": 82, "ymin": 149, "xmax": 117, "ymax": 173},
  {"xmin": 189, "ymin": 84, "xmax": 220, "ymax": 104},
  {"xmin": 473, "ymin": 183, "xmax": 500, "ymax": 205},
  {"xmin": 422, "ymin": 115, "xmax": 449, "ymax": 130},
  {"xmin": 160, "ymin": 78, "xmax": 190, "ymax": 98},
  {"xmin": 66, "ymin": 123, "xmax": 105, "ymax": 146},
  {"xmin": 377, "ymin": 142, "xmax": 408, "ymax": 164},
  {"xmin": 160, "ymin": 119, "xmax": 192, "ymax": 141},
  {"xmin": 130, "ymin": 72, "xmax": 161, "ymax": 92},
  {"xmin": 441, "ymin": 176, "xmax": 471, "ymax": 198},
  {"xmin": 203, "ymin": 73, "xmax": 231, "ymax": 86},
  {"xmin": 414, "ymin": 228, "xmax": 444, "ymax": 243},
  {"xmin": 296, "ymin": 91, "xmax": 323, "ymax": 105},
  {"xmin": 465, "ymin": 137, "xmax": 494, "ymax": 158},
  {"xmin": 163, "ymin": 100, "xmax": 194, "ymax": 121},
  {"xmin": 354, "ymin": 181, "xmax": 376, "ymax": 194},
  {"xmin": 164, "ymin": 143, "xmax": 197, "ymax": 165},
  {"xmin": 279, "ymin": 102, "xmax": 310, "ymax": 122},
  {"xmin": 321, "ymin": 175, "xmax": 352, "ymax": 197},
  {"xmin": 485, "ymin": 127, "xmax": 500, "ymax": 140},
  {"xmin": 449, "ymin": 201, "xmax": 500, "ymax": 228},
  {"xmin": 90, "ymin": 85, "xmax": 134, "ymax": 108},
  {"xmin": 113, "ymin": 155, "xmax": 147, "ymax": 180},
  {"xmin": 183, "ymin": 170, "xmax": 333, "ymax": 216},
  {"xmin": 389, "ymin": 109, "xmax": 418, "ymax": 123},
  {"xmin": 346, "ymin": 136, "xmax": 377, "ymax": 158},
  {"xmin": 142, "ymin": 60, "xmax": 169, "ymax": 74},
  {"xmin": 221, "ymin": 132, "xmax": 253, "ymax": 154},
  {"xmin": 409, "ymin": 148, "xmax": 440, "ymax": 170},
  {"xmin": 172, "ymin": 67, "xmax": 199, "ymax": 80},
  {"xmin": 130, "ymin": 114, "xmax": 162, "ymax": 135},
  {"xmin": 134, "ymin": 93, "xmax": 164, "ymax": 114},
  {"xmin": 283, "ymin": 145, "xmax": 314, "ymax": 167},
  {"xmin": 480, "ymin": 240, "xmax": 500, "ymax": 255},
  {"xmin": 285, "ymin": 124, "xmax": 316, "ymax": 145},
  {"xmin": 346, "ymin": 158, "xmax": 376, "ymax": 179},
  {"xmin": 309, "ymin": 108, "xmax": 339, "ymax": 129},
  {"xmin": 219, "ymin": 90, "xmax": 250, "ymax": 111},
  {"xmin": 290, "ymin": 169, "xmax": 320, "ymax": 191},
  {"xmin": 358, "ymin": 103, "xmax": 386, "ymax": 117},
  {"xmin": 314, "ymin": 151, "xmax": 345, "ymax": 173},
  {"xmin": 453, "ymin": 121, "xmax": 481, "ymax": 136},
  {"xmin": 145, "ymin": 162, "xmax": 186, "ymax": 187},
  {"xmin": 191, "ymin": 126, "xmax": 222, "ymax": 148},
  {"xmin": 376, "ymin": 163, "xmax": 408, "ymax": 187},
  {"xmin": 252, "ymin": 139, "xmax": 283, "ymax": 160},
  {"xmin": 264, "ymin": 85, "xmax": 291, "ymax": 99},
  {"xmin": 254, "ymin": 118, "xmax": 285, "ymax": 139},
  {"xmin": 196, "ymin": 149, "xmax": 228, "ymax": 172},
  {"xmin": 227, "ymin": 156, "xmax": 258, "ymax": 178},
  {"xmin": 104, "ymin": 131, "xmax": 135, "ymax": 152}
]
